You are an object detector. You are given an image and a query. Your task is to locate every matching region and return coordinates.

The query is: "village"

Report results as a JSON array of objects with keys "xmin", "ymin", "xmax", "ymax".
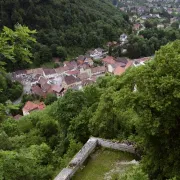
[
  {"xmin": 11, "ymin": 46, "xmax": 151, "ymax": 119},
  {"xmin": 118, "ymin": 0, "xmax": 180, "ymax": 32}
]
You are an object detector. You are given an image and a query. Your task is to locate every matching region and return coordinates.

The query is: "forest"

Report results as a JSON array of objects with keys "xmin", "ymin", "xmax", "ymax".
[
  {"xmin": 0, "ymin": 0, "xmax": 131, "ymax": 71},
  {"xmin": 0, "ymin": 27, "xmax": 180, "ymax": 179}
]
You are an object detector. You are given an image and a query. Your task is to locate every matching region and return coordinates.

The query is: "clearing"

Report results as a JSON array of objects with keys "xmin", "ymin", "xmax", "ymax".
[{"xmin": 72, "ymin": 147, "xmax": 137, "ymax": 180}]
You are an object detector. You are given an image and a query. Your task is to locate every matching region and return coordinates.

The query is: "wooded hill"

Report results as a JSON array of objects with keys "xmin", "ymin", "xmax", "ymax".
[{"xmin": 0, "ymin": 0, "xmax": 130, "ymax": 54}]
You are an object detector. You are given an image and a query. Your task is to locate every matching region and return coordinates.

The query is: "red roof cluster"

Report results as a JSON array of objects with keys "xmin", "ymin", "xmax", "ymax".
[
  {"xmin": 102, "ymin": 56, "xmax": 116, "ymax": 64},
  {"xmin": 23, "ymin": 101, "xmax": 46, "ymax": 113}
]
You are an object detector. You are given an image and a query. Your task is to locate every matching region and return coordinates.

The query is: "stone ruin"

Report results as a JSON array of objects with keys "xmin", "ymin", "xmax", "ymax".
[{"xmin": 54, "ymin": 137, "xmax": 136, "ymax": 180}]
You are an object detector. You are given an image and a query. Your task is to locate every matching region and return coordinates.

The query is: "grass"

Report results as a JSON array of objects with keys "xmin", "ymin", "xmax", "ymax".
[
  {"xmin": 41, "ymin": 62, "xmax": 56, "ymax": 68},
  {"xmin": 72, "ymin": 148, "xmax": 136, "ymax": 180}
]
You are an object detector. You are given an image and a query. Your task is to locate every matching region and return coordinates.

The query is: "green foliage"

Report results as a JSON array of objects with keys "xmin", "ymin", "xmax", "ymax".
[
  {"xmin": 0, "ymin": 24, "xmax": 36, "ymax": 71},
  {"xmin": 144, "ymin": 19, "xmax": 158, "ymax": 29},
  {"xmin": 0, "ymin": 73, "xmax": 23, "ymax": 103},
  {"xmin": 52, "ymin": 90, "xmax": 87, "ymax": 132},
  {"xmin": 0, "ymin": 144, "xmax": 54, "ymax": 180},
  {"xmin": 59, "ymin": 139, "xmax": 82, "ymax": 168},
  {"xmin": 44, "ymin": 93, "xmax": 57, "ymax": 105},
  {"xmin": 0, "ymin": 131, "xmax": 12, "ymax": 150},
  {"xmin": 21, "ymin": 94, "xmax": 41, "ymax": 104},
  {"xmin": 56, "ymin": 46, "xmax": 67, "ymax": 60},
  {"xmin": 124, "ymin": 28, "xmax": 180, "ymax": 59},
  {"xmin": 115, "ymin": 166, "xmax": 148, "ymax": 180}
]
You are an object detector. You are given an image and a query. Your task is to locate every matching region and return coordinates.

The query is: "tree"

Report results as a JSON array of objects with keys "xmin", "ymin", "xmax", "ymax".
[
  {"xmin": 56, "ymin": 46, "xmax": 67, "ymax": 60},
  {"xmin": 44, "ymin": 93, "xmax": 57, "ymax": 105},
  {"xmin": 171, "ymin": 22, "xmax": 179, "ymax": 29},
  {"xmin": 52, "ymin": 90, "xmax": 87, "ymax": 134},
  {"xmin": 0, "ymin": 24, "xmax": 36, "ymax": 71},
  {"xmin": 132, "ymin": 40, "xmax": 180, "ymax": 179},
  {"xmin": 0, "ymin": 131, "xmax": 12, "ymax": 150},
  {"xmin": 116, "ymin": 166, "xmax": 148, "ymax": 180}
]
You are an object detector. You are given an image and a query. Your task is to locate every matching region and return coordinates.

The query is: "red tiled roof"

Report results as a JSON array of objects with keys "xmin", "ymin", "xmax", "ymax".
[
  {"xmin": 51, "ymin": 85, "xmax": 63, "ymax": 93},
  {"xmin": 37, "ymin": 102, "xmax": 46, "ymax": 110},
  {"xmin": 102, "ymin": 56, "xmax": 116, "ymax": 64},
  {"xmin": 77, "ymin": 59, "xmax": 84, "ymax": 65},
  {"xmin": 39, "ymin": 77, "xmax": 48, "ymax": 86},
  {"xmin": 114, "ymin": 66, "xmax": 125, "ymax": 76},
  {"xmin": 78, "ymin": 72, "xmax": 89, "ymax": 80},
  {"xmin": 91, "ymin": 66, "xmax": 106, "ymax": 74},
  {"xmin": 23, "ymin": 101, "xmax": 46, "ymax": 113},
  {"xmin": 42, "ymin": 83, "xmax": 51, "ymax": 92},
  {"xmin": 31, "ymin": 85, "xmax": 45, "ymax": 97},
  {"xmin": 125, "ymin": 60, "xmax": 133, "ymax": 69},
  {"xmin": 64, "ymin": 75, "xmax": 79, "ymax": 85},
  {"xmin": 23, "ymin": 101, "xmax": 39, "ymax": 112},
  {"xmin": 115, "ymin": 57, "xmax": 128, "ymax": 64}
]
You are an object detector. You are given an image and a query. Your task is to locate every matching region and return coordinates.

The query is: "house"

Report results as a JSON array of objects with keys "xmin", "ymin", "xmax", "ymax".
[
  {"xmin": 51, "ymin": 85, "xmax": 64, "ymax": 97},
  {"xmin": 102, "ymin": 56, "xmax": 116, "ymax": 73},
  {"xmin": 38, "ymin": 77, "xmax": 51, "ymax": 92},
  {"xmin": 90, "ymin": 48, "xmax": 104, "ymax": 59},
  {"xmin": 65, "ymin": 70, "xmax": 80, "ymax": 77},
  {"xmin": 26, "ymin": 68, "xmax": 44, "ymax": 75},
  {"xmin": 133, "ymin": 23, "xmax": 141, "ymax": 31},
  {"xmin": 102, "ymin": 56, "xmax": 116, "ymax": 65},
  {"xmin": 77, "ymin": 55, "xmax": 85, "ymax": 65},
  {"xmin": 31, "ymin": 85, "xmax": 46, "ymax": 97},
  {"xmin": 64, "ymin": 61, "xmax": 78, "ymax": 70},
  {"xmin": 63, "ymin": 75, "xmax": 81, "ymax": 88},
  {"xmin": 77, "ymin": 59, "xmax": 84, "ymax": 65},
  {"xmin": 12, "ymin": 70, "xmax": 27, "ymax": 78},
  {"xmin": 55, "ymin": 66, "xmax": 69, "ymax": 75},
  {"xmin": 113, "ymin": 66, "xmax": 125, "ymax": 76},
  {"xmin": 79, "ymin": 64, "xmax": 92, "ymax": 77},
  {"xmin": 157, "ymin": 24, "xmax": 165, "ymax": 29},
  {"xmin": 78, "ymin": 72, "xmax": 89, "ymax": 81},
  {"xmin": 116, "ymin": 57, "xmax": 128, "ymax": 64},
  {"xmin": 84, "ymin": 58, "xmax": 94, "ymax": 66},
  {"xmin": 125, "ymin": 60, "xmax": 133, "ymax": 69},
  {"xmin": 133, "ymin": 57, "xmax": 151, "ymax": 67},
  {"xmin": 91, "ymin": 66, "xmax": 106, "ymax": 76},
  {"xmin": 43, "ymin": 68, "xmax": 57, "ymax": 78},
  {"xmin": 30, "ymin": 74, "xmax": 42, "ymax": 86},
  {"xmin": 53, "ymin": 76, "xmax": 63, "ymax": 86},
  {"xmin": 22, "ymin": 101, "xmax": 46, "ymax": 116},
  {"xmin": 82, "ymin": 79, "xmax": 94, "ymax": 86},
  {"xmin": 120, "ymin": 34, "xmax": 128, "ymax": 43},
  {"xmin": 39, "ymin": 77, "xmax": 48, "ymax": 86}
]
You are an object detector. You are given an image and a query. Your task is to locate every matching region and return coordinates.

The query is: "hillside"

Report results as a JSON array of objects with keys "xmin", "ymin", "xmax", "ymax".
[
  {"xmin": 0, "ymin": 40, "xmax": 180, "ymax": 179},
  {"xmin": 0, "ymin": 0, "xmax": 130, "ymax": 54}
]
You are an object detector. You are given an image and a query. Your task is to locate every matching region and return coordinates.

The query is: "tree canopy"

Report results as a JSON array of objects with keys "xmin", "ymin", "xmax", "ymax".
[{"xmin": 0, "ymin": 24, "xmax": 36, "ymax": 71}]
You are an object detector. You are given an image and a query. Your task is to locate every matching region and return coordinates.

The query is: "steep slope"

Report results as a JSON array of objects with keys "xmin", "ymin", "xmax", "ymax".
[{"xmin": 0, "ymin": 0, "xmax": 130, "ymax": 51}]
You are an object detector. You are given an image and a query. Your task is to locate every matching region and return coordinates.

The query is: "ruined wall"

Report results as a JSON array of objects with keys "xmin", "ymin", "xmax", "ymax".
[
  {"xmin": 54, "ymin": 137, "xmax": 98, "ymax": 180},
  {"xmin": 96, "ymin": 137, "xmax": 135, "ymax": 154},
  {"xmin": 54, "ymin": 137, "xmax": 136, "ymax": 180}
]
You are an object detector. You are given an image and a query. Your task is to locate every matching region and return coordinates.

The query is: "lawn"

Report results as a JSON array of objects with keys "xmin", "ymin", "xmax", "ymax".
[{"xmin": 72, "ymin": 148, "xmax": 136, "ymax": 180}]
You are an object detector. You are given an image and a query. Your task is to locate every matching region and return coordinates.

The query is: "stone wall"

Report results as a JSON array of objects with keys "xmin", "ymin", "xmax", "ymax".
[
  {"xmin": 96, "ymin": 137, "xmax": 135, "ymax": 154},
  {"xmin": 54, "ymin": 137, "xmax": 135, "ymax": 180}
]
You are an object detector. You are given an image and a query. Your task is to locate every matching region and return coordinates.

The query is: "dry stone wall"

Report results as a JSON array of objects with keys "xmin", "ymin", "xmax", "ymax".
[{"xmin": 54, "ymin": 137, "xmax": 136, "ymax": 180}]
